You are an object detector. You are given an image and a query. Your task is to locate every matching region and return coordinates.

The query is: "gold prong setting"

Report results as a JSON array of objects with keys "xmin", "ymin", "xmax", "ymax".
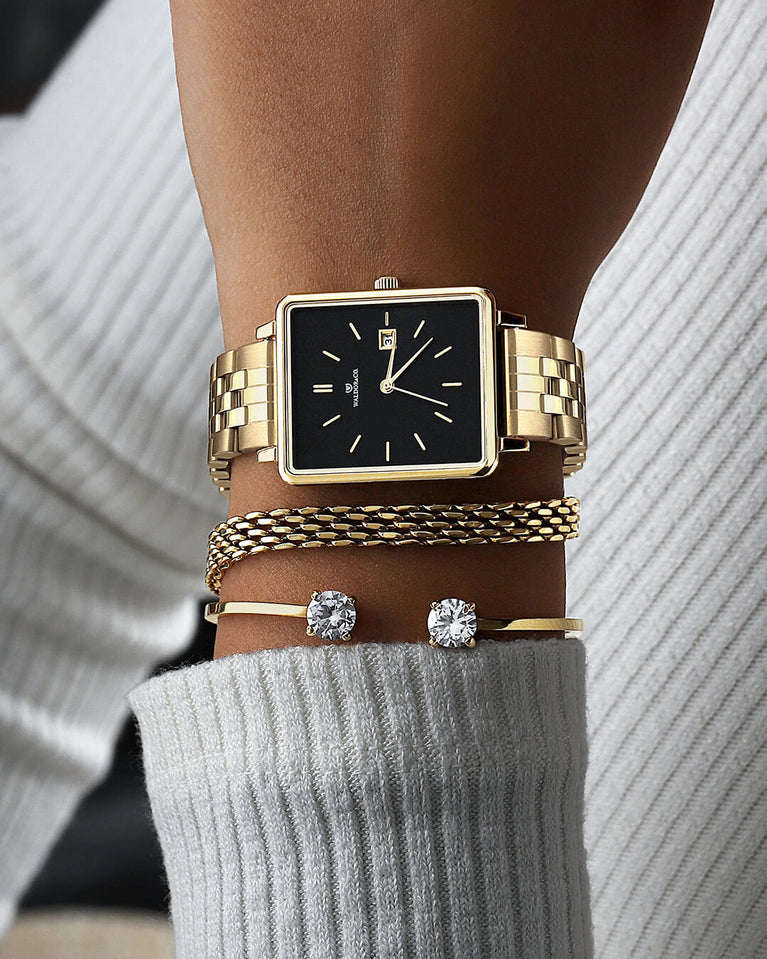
[
  {"xmin": 306, "ymin": 589, "xmax": 357, "ymax": 642},
  {"xmin": 204, "ymin": 592, "xmax": 582, "ymax": 642},
  {"xmin": 427, "ymin": 597, "xmax": 479, "ymax": 648}
]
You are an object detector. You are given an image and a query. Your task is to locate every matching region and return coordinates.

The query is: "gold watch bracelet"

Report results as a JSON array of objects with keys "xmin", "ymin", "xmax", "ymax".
[{"xmin": 208, "ymin": 325, "xmax": 586, "ymax": 493}]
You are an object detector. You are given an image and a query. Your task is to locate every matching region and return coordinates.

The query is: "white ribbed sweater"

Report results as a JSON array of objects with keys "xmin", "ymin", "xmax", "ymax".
[{"xmin": 0, "ymin": 0, "xmax": 764, "ymax": 956}]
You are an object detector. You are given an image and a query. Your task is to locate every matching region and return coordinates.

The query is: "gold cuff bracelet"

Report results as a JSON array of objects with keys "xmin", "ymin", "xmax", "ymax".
[{"xmin": 204, "ymin": 590, "xmax": 583, "ymax": 647}]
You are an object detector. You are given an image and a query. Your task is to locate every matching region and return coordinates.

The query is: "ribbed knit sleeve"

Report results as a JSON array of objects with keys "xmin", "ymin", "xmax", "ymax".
[
  {"xmin": 130, "ymin": 641, "xmax": 592, "ymax": 959},
  {"xmin": 0, "ymin": 0, "xmax": 223, "ymax": 930}
]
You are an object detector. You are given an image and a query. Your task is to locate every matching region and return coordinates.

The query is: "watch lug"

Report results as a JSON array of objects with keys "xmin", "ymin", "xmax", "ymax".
[
  {"xmin": 255, "ymin": 320, "xmax": 276, "ymax": 339},
  {"xmin": 499, "ymin": 437, "xmax": 531, "ymax": 454},
  {"xmin": 497, "ymin": 310, "xmax": 527, "ymax": 328},
  {"xmin": 374, "ymin": 275, "xmax": 400, "ymax": 290},
  {"xmin": 256, "ymin": 446, "xmax": 277, "ymax": 462}
]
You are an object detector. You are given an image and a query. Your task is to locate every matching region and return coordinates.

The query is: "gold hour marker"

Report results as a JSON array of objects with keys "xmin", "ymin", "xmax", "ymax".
[
  {"xmin": 442, "ymin": 382, "xmax": 462, "ymax": 388},
  {"xmin": 414, "ymin": 432, "xmax": 426, "ymax": 451},
  {"xmin": 385, "ymin": 441, "xmax": 391, "ymax": 462},
  {"xmin": 349, "ymin": 322, "xmax": 361, "ymax": 341},
  {"xmin": 385, "ymin": 311, "xmax": 390, "ymax": 327},
  {"xmin": 434, "ymin": 411, "xmax": 453, "ymax": 423},
  {"xmin": 349, "ymin": 433, "xmax": 362, "ymax": 453},
  {"xmin": 414, "ymin": 319, "xmax": 425, "ymax": 339},
  {"xmin": 323, "ymin": 350, "xmax": 341, "ymax": 362},
  {"xmin": 323, "ymin": 414, "xmax": 341, "ymax": 427},
  {"xmin": 434, "ymin": 346, "xmax": 452, "ymax": 359},
  {"xmin": 313, "ymin": 384, "xmax": 333, "ymax": 393}
]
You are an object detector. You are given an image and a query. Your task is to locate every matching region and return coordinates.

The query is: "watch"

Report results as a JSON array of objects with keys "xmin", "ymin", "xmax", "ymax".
[{"xmin": 208, "ymin": 276, "xmax": 586, "ymax": 491}]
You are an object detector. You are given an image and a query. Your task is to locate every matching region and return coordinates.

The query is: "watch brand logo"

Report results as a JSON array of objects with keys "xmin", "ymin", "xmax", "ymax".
[{"xmin": 346, "ymin": 368, "xmax": 360, "ymax": 407}]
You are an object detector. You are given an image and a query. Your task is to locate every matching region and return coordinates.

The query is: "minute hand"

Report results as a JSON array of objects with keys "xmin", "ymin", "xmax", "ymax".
[
  {"xmin": 391, "ymin": 385, "xmax": 448, "ymax": 407},
  {"xmin": 388, "ymin": 337, "xmax": 434, "ymax": 385}
]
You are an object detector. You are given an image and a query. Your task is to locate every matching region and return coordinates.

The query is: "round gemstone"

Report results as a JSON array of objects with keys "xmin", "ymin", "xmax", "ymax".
[
  {"xmin": 427, "ymin": 597, "xmax": 478, "ymax": 647},
  {"xmin": 306, "ymin": 590, "xmax": 356, "ymax": 642}
]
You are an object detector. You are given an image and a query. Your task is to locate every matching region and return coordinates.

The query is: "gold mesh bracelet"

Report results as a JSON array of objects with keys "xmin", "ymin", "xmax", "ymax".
[{"xmin": 205, "ymin": 497, "xmax": 580, "ymax": 594}]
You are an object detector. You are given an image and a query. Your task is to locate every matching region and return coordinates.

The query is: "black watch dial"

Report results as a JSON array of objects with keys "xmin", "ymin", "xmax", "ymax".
[{"xmin": 285, "ymin": 296, "xmax": 487, "ymax": 475}]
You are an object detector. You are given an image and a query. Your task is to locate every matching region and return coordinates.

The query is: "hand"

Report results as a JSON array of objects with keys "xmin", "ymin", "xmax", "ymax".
[
  {"xmin": 384, "ymin": 336, "xmax": 397, "ymax": 383},
  {"xmin": 390, "ymin": 385, "xmax": 448, "ymax": 407},
  {"xmin": 384, "ymin": 337, "xmax": 434, "ymax": 387}
]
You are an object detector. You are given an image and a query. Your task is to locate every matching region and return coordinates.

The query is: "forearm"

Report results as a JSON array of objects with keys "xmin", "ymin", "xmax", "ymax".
[
  {"xmin": 170, "ymin": 0, "xmax": 712, "ymax": 654},
  {"xmin": 128, "ymin": 6, "xmax": 716, "ymax": 956},
  {"xmin": 174, "ymin": 0, "xmax": 713, "ymax": 347}
]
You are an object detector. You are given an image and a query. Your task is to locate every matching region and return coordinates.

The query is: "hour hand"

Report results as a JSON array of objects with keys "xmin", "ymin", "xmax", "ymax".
[{"xmin": 385, "ymin": 337, "xmax": 397, "ymax": 383}]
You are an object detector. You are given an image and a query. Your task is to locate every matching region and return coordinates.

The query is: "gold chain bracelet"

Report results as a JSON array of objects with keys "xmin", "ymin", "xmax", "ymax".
[{"xmin": 205, "ymin": 497, "xmax": 579, "ymax": 594}]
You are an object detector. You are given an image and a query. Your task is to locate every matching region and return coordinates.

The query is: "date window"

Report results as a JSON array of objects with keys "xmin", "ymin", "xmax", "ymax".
[{"xmin": 378, "ymin": 329, "xmax": 397, "ymax": 350}]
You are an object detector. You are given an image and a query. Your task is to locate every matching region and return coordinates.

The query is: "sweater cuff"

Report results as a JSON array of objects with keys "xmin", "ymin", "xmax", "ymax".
[{"xmin": 131, "ymin": 640, "xmax": 592, "ymax": 959}]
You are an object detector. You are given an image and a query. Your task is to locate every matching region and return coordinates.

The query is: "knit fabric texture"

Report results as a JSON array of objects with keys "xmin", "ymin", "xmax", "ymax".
[
  {"xmin": 568, "ymin": 1, "xmax": 767, "ymax": 953},
  {"xmin": 131, "ymin": 642, "xmax": 591, "ymax": 958},
  {"xmin": 0, "ymin": 0, "xmax": 223, "ymax": 931},
  {"xmin": 0, "ymin": 0, "xmax": 764, "ymax": 955}
]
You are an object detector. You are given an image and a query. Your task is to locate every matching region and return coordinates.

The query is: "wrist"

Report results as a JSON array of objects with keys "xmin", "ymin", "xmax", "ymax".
[
  {"xmin": 215, "ymin": 445, "xmax": 566, "ymax": 657},
  {"xmin": 212, "ymin": 270, "xmax": 578, "ymax": 658},
  {"xmin": 216, "ymin": 256, "xmax": 584, "ymax": 352}
]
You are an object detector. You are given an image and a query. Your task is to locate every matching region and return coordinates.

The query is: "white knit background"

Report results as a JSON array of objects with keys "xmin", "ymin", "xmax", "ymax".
[
  {"xmin": 570, "ymin": 2, "xmax": 767, "ymax": 953},
  {"xmin": 0, "ymin": 0, "xmax": 764, "ymax": 954}
]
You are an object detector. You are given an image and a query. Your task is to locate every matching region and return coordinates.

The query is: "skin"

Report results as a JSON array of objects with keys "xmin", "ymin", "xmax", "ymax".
[{"xmin": 168, "ymin": 0, "xmax": 713, "ymax": 655}]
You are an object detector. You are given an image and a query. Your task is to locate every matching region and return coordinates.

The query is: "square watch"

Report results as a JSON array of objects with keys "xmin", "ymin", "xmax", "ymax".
[{"xmin": 208, "ymin": 276, "xmax": 586, "ymax": 491}]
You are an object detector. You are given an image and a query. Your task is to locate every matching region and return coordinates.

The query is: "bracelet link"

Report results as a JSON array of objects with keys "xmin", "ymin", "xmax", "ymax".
[
  {"xmin": 499, "ymin": 327, "xmax": 587, "ymax": 475},
  {"xmin": 208, "ymin": 338, "xmax": 277, "ymax": 493}
]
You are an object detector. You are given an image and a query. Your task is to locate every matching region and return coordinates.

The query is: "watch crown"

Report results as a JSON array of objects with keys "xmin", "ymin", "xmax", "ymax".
[{"xmin": 374, "ymin": 275, "xmax": 400, "ymax": 290}]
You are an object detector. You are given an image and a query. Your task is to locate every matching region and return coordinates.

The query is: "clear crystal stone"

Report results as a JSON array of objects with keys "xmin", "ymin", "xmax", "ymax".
[
  {"xmin": 427, "ymin": 597, "xmax": 477, "ymax": 647},
  {"xmin": 306, "ymin": 590, "xmax": 356, "ymax": 642}
]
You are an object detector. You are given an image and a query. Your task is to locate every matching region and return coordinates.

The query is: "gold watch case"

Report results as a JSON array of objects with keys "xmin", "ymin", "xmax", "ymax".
[
  {"xmin": 208, "ymin": 277, "xmax": 585, "ymax": 493},
  {"xmin": 275, "ymin": 285, "xmax": 500, "ymax": 486}
]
